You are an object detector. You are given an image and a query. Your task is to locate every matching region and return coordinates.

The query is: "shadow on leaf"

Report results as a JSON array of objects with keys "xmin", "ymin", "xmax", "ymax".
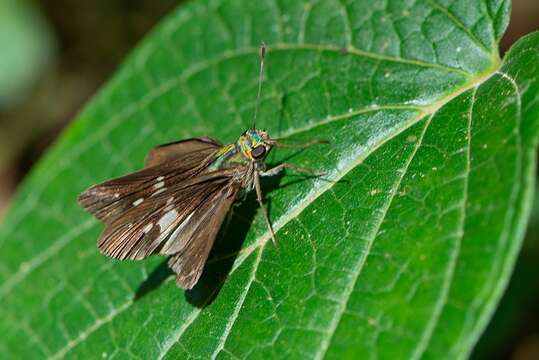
[{"xmin": 133, "ymin": 171, "xmax": 286, "ymax": 306}]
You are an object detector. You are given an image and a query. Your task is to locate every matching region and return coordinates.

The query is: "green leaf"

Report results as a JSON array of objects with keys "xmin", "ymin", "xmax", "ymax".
[{"xmin": 1, "ymin": 1, "xmax": 538, "ymax": 359}]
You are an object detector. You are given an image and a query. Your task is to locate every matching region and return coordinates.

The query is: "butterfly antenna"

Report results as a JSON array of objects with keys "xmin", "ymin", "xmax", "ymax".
[{"xmin": 252, "ymin": 42, "xmax": 266, "ymax": 129}]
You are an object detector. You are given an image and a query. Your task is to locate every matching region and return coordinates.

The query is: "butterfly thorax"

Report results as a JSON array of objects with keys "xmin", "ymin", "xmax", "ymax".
[{"xmin": 208, "ymin": 129, "xmax": 272, "ymax": 172}]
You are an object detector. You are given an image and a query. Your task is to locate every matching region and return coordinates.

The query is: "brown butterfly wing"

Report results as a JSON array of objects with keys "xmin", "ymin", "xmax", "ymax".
[
  {"xmin": 78, "ymin": 138, "xmax": 224, "ymax": 259},
  {"xmin": 145, "ymin": 137, "xmax": 222, "ymax": 167},
  {"xmin": 78, "ymin": 138, "xmax": 221, "ymax": 222},
  {"xmin": 95, "ymin": 173, "xmax": 236, "ymax": 261}
]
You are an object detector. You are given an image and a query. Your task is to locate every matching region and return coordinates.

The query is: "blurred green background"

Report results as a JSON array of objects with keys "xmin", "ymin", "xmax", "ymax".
[{"xmin": 0, "ymin": 0, "xmax": 537, "ymax": 359}]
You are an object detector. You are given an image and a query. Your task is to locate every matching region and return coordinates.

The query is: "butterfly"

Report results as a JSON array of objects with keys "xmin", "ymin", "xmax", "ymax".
[{"xmin": 78, "ymin": 44, "xmax": 327, "ymax": 289}]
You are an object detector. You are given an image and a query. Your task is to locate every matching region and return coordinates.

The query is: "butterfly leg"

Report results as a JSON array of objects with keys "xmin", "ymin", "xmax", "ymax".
[
  {"xmin": 260, "ymin": 163, "xmax": 326, "ymax": 177},
  {"xmin": 254, "ymin": 171, "xmax": 277, "ymax": 246}
]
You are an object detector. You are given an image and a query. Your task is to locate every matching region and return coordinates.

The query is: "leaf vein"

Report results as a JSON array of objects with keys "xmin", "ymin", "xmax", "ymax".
[
  {"xmin": 315, "ymin": 113, "xmax": 434, "ymax": 359},
  {"xmin": 210, "ymin": 248, "xmax": 263, "ymax": 360},
  {"xmin": 49, "ymin": 299, "xmax": 133, "ymax": 360},
  {"xmin": 0, "ymin": 219, "xmax": 96, "ymax": 299},
  {"xmin": 410, "ymin": 86, "xmax": 477, "ymax": 359},
  {"xmin": 425, "ymin": 0, "xmax": 493, "ymax": 56},
  {"xmin": 455, "ymin": 70, "xmax": 524, "ymax": 357}
]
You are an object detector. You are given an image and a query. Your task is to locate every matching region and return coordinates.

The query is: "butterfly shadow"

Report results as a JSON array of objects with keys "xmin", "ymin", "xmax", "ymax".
[{"xmin": 133, "ymin": 171, "xmax": 286, "ymax": 307}]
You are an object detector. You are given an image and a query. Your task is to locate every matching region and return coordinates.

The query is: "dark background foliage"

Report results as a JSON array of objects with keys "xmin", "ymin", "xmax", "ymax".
[{"xmin": 0, "ymin": 0, "xmax": 537, "ymax": 358}]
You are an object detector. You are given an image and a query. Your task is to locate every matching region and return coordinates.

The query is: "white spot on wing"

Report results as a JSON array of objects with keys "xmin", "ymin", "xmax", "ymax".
[
  {"xmin": 133, "ymin": 198, "xmax": 144, "ymax": 206},
  {"xmin": 143, "ymin": 223, "xmax": 154, "ymax": 233},
  {"xmin": 152, "ymin": 188, "xmax": 166, "ymax": 196},
  {"xmin": 158, "ymin": 209, "xmax": 178, "ymax": 231},
  {"xmin": 154, "ymin": 176, "xmax": 165, "ymax": 190},
  {"xmin": 154, "ymin": 181, "xmax": 165, "ymax": 189}
]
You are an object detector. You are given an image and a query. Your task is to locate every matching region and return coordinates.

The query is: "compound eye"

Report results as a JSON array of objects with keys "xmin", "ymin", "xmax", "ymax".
[{"xmin": 251, "ymin": 145, "xmax": 266, "ymax": 159}]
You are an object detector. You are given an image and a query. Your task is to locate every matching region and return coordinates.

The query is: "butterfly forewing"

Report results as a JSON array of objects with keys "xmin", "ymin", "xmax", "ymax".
[
  {"xmin": 78, "ymin": 138, "xmax": 221, "ymax": 222},
  {"xmin": 145, "ymin": 137, "xmax": 222, "ymax": 167}
]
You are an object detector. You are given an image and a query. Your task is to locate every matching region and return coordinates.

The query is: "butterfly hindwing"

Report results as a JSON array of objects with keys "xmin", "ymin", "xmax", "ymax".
[{"xmin": 167, "ymin": 183, "xmax": 239, "ymax": 289}]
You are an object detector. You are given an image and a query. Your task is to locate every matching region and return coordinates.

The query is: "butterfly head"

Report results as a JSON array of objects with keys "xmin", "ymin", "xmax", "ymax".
[{"xmin": 238, "ymin": 129, "xmax": 272, "ymax": 161}]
